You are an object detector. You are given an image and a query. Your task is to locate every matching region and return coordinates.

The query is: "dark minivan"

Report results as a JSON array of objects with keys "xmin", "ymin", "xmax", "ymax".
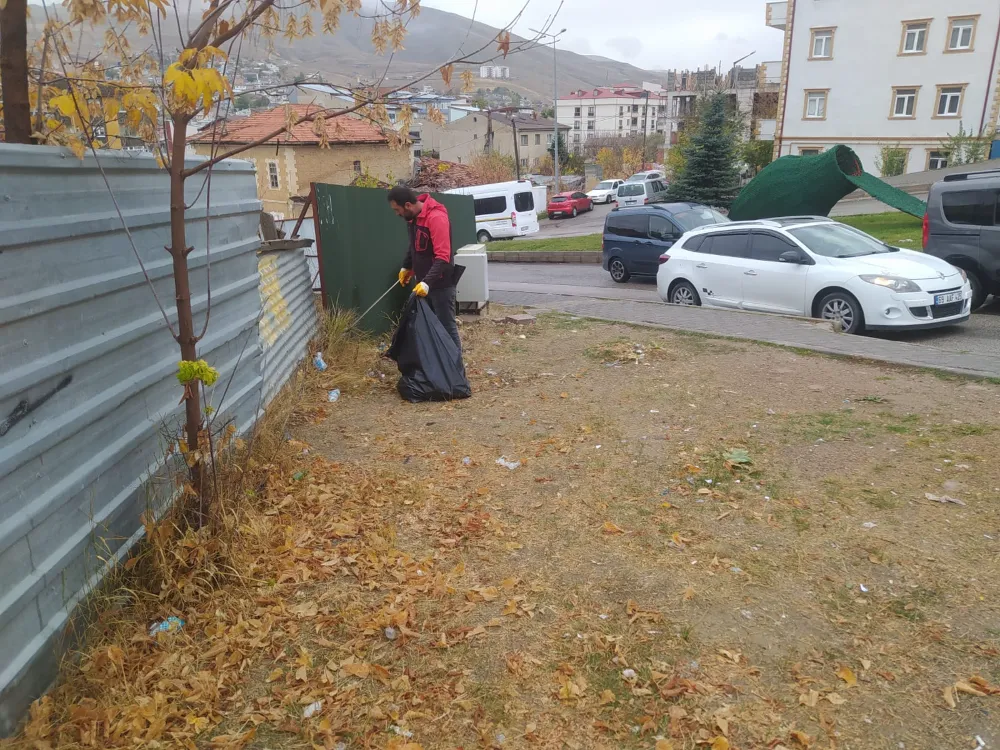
[
  {"xmin": 602, "ymin": 203, "xmax": 729, "ymax": 282},
  {"xmin": 923, "ymin": 169, "xmax": 1000, "ymax": 309}
]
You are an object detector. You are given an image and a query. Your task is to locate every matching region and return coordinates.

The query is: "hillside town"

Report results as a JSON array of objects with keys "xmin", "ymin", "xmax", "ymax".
[{"xmin": 2, "ymin": 1, "xmax": 1000, "ymax": 749}]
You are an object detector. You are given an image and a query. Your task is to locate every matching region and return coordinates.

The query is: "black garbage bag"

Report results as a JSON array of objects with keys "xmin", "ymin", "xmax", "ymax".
[{"xmin": 387, "ymin": 295, "xmax": 471, "ymax": 402}]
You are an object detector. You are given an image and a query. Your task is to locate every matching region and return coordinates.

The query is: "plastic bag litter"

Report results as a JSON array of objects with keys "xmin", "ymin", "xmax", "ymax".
[
  {"xmin": 496, "ymin": 457, "xmax": 520, "ymax": 470},
  {"xmin": 387, "ymin": 296, "xmax": 471, "ymax": 403},
  {"xmin": 149, "ymin": 616, "xmax": 184, "ymax": 636},
  {"xmin": 312, "ymin": 352, "xmax": 327, "ymax": 371}
]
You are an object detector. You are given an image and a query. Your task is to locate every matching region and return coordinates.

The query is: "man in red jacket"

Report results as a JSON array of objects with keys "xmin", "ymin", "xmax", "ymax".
[{"xmin": 388, "ymin": 186, "xmax": 462, "ymax": 351}]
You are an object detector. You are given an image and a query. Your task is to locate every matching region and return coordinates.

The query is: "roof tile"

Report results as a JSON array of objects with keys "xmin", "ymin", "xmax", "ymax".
[{"xmin": 190, "ymin": 104, "xmax": 388, "ymax": 146}]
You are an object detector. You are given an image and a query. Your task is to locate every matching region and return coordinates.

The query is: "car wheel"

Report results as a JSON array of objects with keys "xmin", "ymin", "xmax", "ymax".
[
  {"xmin": 572, "ymin": 207, "xmax": 578, "ymax": 218},
  {"xmin": 609, "ymin": 258, "xmax": 630, "ymax": 283},
  {"xmin": 477, "ymin": 230, "xmax": 491, "ymax": 244},
  {"xmin": 817, "ymin": 291, "xmax": 864, "ymax": 334},
  {"xmin": 670, "ymin": 280, "xmax": 701, "ymax": 306},
  {"xmin": 968, "ymin": 271, "xmax": 988, "ymax": 310}
]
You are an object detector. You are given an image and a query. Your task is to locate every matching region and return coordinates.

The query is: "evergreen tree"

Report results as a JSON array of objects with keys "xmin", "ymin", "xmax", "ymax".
[
  {"xmin": 547, "ymin": 133, "xmax": 569, "ymax": 168},
  {"xmin": 667, "ymin": 92, "xmax": 741, "ymax": 209}
]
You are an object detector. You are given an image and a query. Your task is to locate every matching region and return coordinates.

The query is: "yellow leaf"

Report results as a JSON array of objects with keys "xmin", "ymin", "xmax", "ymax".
[
  {"xmin": 342, "ymin": 662, "xmax": 371, "ymax": 678},
  {"xmin": 602, "ymin": 521, "xmax": 625, "ymax": 534},
  {"xmin": 711, "ymin": 737, "xmax": 729, "ymax": 750},
  {"xmin": 790, "ymin": 730, "xmax": 812, "ymax": 748},
  {"xmin": 655, "ymin": 741, "xmax": 674, "ymax": 750},
  {"xmin": 860, "ymin": 658, "xmax": 872, "ymax": 671},
  {"xmin": 440, "ymin": 63, "xmax": 454, "ymax": 87},
  {"xmin": 682, "ymin": 585, "xmax": 696, "ymax": 601},
  {"xmin": 943, "ymin": 684, "xmax": 956, "ymax": 709},
  {"xmin": 266, "ymin": 668, "xmax": 283, "ymax": 682},
  {"xmin": 295, "ymin": 665, "xmax": 308, "ymax": 681},
  {"xmin": 954, "ymin": 681, "xmax": 988, "ymax": 697},
  {"xmin": 836, "ymin": 666, "xmax": 857, "ymax": 688},
  {"xmin": 598, "ymin": 688, "xmax": 615, "ymax": 705},
  {"xmin": 48, "ymin": 94, "xmax": 77, "ymax": 117},
  {"xmin": 799, "ymin": 689, "xmax": 819, "ymax": 707},
  {"xmin": 825, "ymin": 692, "xmax": 846, "ymax": 705}
]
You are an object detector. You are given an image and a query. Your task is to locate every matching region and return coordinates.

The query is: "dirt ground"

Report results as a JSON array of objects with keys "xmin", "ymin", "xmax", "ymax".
[{"xmin": 11, "ymin": 307, "xmax": 1000, "ymax": 750}]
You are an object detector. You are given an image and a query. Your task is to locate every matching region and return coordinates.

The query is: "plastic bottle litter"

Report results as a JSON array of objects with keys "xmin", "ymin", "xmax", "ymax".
[
  {"xmin": 328, "ymin": 388, "xmax": 341, "ymax": 402},
  {"xmin": 462, "ymin": 456, "xmax": 471, "ymax": 466},
  {"xmin": 313, "ymin": 352, "xmax": 327, "ymax": 371},
  {"xmin": 303, "ymin": 701, "xmax": 322, "ymax": 719},
  {"xmin": 384, "ymin": 626, "xmax": 398, "ymax": 641},
  {"xmin": 622, "ymin": 668, "xmax": 637, "ymax": 681},
  {"xmin": 148, "ymin": 616, "xmax": 184, "ymax": 636},
  {"xmin": 496, "ymin": 456, "xmax": 521, "ymax": 470}
]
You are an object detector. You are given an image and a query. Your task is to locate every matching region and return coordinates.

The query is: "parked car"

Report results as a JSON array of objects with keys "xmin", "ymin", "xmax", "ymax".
[
  {"xmin": 616, "ymin": 179, "xmax": 669, "ymax": 207},
  {"xmin": 547, "ymin": 191, "xmax": 593, "ymax": 218},
  {"xmin": 602, "ymin": 203, "xmax": 729, "ymax": 282},
  {"xmin": 444, "ymin": 179, "xmax": 539, "ymax": 243},
  {"xmin": 657, "ymin": 217, "xmax": 972, "ymax": 334},
  {"xmin": 922, "ymin": 168, "xmax": 1000, "ymax": 310},
  {"xmin": 626, "ymin": 170, "xmax": 665, "ymax": 183},
  {"xmin": 587, "ymin": 179, "xmax": 624, "ymax": 204}
]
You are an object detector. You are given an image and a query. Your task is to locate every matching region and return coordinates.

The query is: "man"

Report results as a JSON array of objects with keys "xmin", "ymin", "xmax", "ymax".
[{"xmin": 388, "ymin": 186, "xmax": 462, "ymax": 351}]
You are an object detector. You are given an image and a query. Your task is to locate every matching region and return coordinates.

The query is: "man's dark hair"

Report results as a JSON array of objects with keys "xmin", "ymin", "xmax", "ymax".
[{"xmin": 387, "ymin": 186, "xmax": 419, "ymax": 206}]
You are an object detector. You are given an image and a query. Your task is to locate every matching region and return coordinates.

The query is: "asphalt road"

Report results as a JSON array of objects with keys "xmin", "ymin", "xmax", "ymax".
[
  {"xmin": 515, "ymin": 201, "xmax": 614, "ymax": 240},
  {"xmin": 489, "ymin": 262, "xmax": 1000, "ymax": 358}
]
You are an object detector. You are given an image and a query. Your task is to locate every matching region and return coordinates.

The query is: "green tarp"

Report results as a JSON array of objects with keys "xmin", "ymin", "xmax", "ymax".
[
  {"xmin": 312, "ymin": 184, "xmax": 476, "ymax": 335},
  {"xmin": 729, "ymin": 145, "xmax": 927, "ymax": 221}
]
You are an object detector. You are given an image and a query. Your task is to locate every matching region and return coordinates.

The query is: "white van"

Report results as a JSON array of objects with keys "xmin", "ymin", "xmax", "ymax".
[
  {"xmin": 445, "ymin": 180, "xmax": 540, "ymax": 243},
  {"xmin": 616, "ymin": 178, "xmax": 669, "ymax": 207}
]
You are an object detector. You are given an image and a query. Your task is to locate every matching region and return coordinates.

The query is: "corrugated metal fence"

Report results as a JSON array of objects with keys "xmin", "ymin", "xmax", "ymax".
[{"xmin": 0, "ymin": 144, "xmax": 317, "ymax": 735}]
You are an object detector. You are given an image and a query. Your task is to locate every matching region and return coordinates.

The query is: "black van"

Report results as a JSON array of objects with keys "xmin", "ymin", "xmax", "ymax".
[
  {"xmin": 602, "ymin": 203, "xmax": 729, "ymax": 283},
  {"xmin": 923, "ymin": 169, "xmax": 1000, "ymax": 309}
]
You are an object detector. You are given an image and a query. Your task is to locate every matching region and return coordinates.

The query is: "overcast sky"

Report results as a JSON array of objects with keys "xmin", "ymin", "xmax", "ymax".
[{"xmin": 422, "ymin": 0, "xmax": 783, "ymax": 72}]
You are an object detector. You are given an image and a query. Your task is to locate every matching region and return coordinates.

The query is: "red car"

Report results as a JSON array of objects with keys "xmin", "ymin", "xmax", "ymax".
[{"xmin": 547, "ymin": 191, "xmax": 592, "ymax": 219}]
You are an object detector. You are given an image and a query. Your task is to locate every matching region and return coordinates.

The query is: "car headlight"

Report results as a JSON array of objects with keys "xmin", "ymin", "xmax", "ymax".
[
  {"xmin": 957, "ymin": 268, "xmax": 968, "ymax": 282},
  {"xmin": 859, "ymin": 275, "xmax": 921, "ymax": 293}
]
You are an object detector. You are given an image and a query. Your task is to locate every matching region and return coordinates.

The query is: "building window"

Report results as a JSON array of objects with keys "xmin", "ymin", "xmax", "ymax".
[
  {"xmin": 520, "ymin": 133, "xmax": 528, "ymax": 146},
  {"xmin": 547, "ymin": 133, "xmax": 553, "ymax": 144},
  {"xmin": 800, "ymin": 148, "xmax": 821, "ymax": 156},
  {"xmin": 587, "ymin": 106, "xmax": 595, "ymax": 117},
  {"xmin": 267, "ymin": 161, "xmax": 279, "ymax": 189},
  {"xmin": 631, "ymin": 117, "xmax": 638, "ymax": 126},
  {"xmin": 534, "ymin": 133, "xmax": 541, "ymax": 145},
  {"xmin": 413, "ymin": 149, "xmax": 421, "ymax": 158},
  {"xmin": 890, "ymin": 87, "xmax": 918, "ymax": 118},
  {"xmin": 618, "ymin": 121, "xmax": 623, "ymax": 130},
  {"xmin": 473, "ymin": 133, "xmax": 478, "ymax": 139},
  {"xmin": 352, "ymin": 160, "xmax": 361, "ymax": 173},
  {"xmin": 520, "ymin": 158, "xmax": 528, "ymax": 168},
  {"xmin": 573, "ymin": 133, "xmax": 580, "ymax": 143},
  {"xmin": 808, "ymin": 27, "xmax": 835, "ymax": 59},
  {"xmin": 574, "ymin": 106, "xmax": 581, "ymax": 117},
  {"xmin": 632, "ymin": 104, "xmax": 639, "ymax": 113},
  {"xmin": 574, "ymin": 120, "xmax": 581, "ymax": 130},
  {"xmin": 947, "ymin": 16, "xmax": 977, "ymax": 52},
  {"xmin": 619, "ymin": 106, "xmax": 624, "ymax": 116},
  {"xmin": 804, "ymin": 90, "xmax": 828, "ymax": 119},
  {"xmin": 935, "ymin": 85, "xmax": 966, "ymax": 117},
  {"xmin": 587, "ymin": 120, "xmax": 595, "ymax": 130},
  {"xmin": 928, "ymin": 151, "xmax": 950, "ymax": 170},
  {"xmin": 900, "ymin": 20, "xmax": 929, "ymax": 54}
]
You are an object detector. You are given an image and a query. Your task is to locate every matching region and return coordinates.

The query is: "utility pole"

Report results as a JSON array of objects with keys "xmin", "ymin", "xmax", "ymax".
[
  {"xmin": 530, "ymin": 22, "xmax": 566, "ymax": 194},
  {"xmin": 641, "ymin": 90, "xmax": 649, "ymax": 170},
  {"xmin": 512, "ymin": 118, "xmax": 521, "ymax": 179}
]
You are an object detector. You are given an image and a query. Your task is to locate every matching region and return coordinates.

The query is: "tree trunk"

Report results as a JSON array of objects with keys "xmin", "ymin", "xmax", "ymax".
[
  {"xmin": 0, "ymin": 0, "xmax": 32, "ymax": 143},
  {"xmin": 168, "ymin": 117, "xmax": 208, "ymax": 523}
]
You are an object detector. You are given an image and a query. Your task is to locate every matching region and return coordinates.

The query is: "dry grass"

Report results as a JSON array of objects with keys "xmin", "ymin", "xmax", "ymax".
[{"xmin": 6, "ymin": 308, "xmax": 1000, "ymax": 750}]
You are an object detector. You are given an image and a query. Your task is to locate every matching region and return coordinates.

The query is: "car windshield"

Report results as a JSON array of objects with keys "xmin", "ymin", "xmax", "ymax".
[
  {"xmin": 626, "ymin": 174, "xmax": 645, "ymax": 182},
  {"xmin": 550, "ymin": 196, "xmax": 568, "ymax": 202},
  {"xmin": 619, "ymin": 184, "xmax": 645, "ymax": 196},
  {"xmin": 789, "ymin": 222, "xmax": 891, "ymax": 258},
  {"xmin": 595, "ymin": 181, "xmax": 616, "ymax": 190},
  {"xmin": 671, "ymin": 207, "xmax": 730, "ymax": 231}
]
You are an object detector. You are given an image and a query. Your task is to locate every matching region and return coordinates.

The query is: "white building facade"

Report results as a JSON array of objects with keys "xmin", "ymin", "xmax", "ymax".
[
  {"xmin": 556, "ymin": 85, "xmax": 670, "ymax": 153},
  {"xmin": 479, "ymin": 65, "xmax": 511, "ymax": 80},
  {"xmin": 766, "ymin": 0, "xmax": 1000, "ymax": 173}
]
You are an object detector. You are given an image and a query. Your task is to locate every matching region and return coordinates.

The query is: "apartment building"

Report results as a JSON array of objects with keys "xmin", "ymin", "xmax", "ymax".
[
  {"xmin": 479, "ymin": 65, "xmax": 511, "ymax": 80},
  {"xmin": 421, "ymin": 112, "xmax": 569, "ymax": 169},
  {"xmin": 556, "ymin": 84, "xmax": 670, "ymax": 153},
  {"xmin": 765, "ymin": 0, "xmax": 1000, "ymax": 173}
]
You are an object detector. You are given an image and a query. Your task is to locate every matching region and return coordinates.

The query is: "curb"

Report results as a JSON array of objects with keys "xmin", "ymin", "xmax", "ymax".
[{"xmin": 487, "ymin": 251, "xmax": 602, "ymax": 264}]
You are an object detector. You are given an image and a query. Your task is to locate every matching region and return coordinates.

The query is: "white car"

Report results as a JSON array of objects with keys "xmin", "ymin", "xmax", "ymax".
[
  {"xmin": 626, "ymin": 170, "xmax": 665, "ymax": 183},
  {"xmin": 656, "ymin": 217, "xmax": 972, "ymax": 333},
  {"xmin": 587, "ymin": 179, "xmax": 624, "ymax": 204}
]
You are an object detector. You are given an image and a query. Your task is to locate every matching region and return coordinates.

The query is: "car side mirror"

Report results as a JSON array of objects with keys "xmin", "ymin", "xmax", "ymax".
[{"xmin": 779, "ymin": 250, "xmax": 806, "ymax": 264}]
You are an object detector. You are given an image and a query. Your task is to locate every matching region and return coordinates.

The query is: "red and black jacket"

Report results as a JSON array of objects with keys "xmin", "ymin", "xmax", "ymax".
[{"xmin": 402, "ymin": 194, "xmax": 455, "ymax": 289}]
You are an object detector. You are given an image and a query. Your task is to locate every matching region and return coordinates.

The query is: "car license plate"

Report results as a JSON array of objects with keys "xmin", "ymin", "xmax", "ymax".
[{"xmin": 934, "ymin": 291, "xmax": 962, "ymax": 305}]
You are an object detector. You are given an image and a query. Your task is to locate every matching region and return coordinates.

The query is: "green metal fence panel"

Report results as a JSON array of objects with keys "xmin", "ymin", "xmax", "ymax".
[{"xmin": 312, "ymin": 185, "xmax": 476, "ymax": 335}]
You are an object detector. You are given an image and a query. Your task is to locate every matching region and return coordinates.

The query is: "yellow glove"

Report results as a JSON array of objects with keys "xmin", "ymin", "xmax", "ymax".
[
  {"xmin": 414, "ymin": 282, "xmax": 429, "ymax": 297},
  {"xmin": 398, "ymin": 268, "xmax": 414, "ymax": 287}
]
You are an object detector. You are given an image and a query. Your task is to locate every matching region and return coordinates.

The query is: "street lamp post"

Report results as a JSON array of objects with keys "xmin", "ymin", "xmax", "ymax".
[{"xmin": 530, "ymin": 26, "xmax": 566, "ymax": 193}]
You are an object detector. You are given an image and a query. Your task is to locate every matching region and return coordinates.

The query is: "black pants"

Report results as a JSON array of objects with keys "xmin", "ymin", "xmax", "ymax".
[{"xmin": 426, "ymin": 285, "xmax": 461, "ymax": 352}]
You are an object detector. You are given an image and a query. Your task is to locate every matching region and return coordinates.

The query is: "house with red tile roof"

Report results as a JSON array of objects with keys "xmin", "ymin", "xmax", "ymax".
[{"xmin": 189, "ymin": 104, "xmax": 411, "ymax": 216}]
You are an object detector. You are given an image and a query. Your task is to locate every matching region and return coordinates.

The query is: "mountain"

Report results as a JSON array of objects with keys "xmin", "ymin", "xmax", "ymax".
[{"xmin": 28, "ymin": 4, "xmax": 670, "ymax": 102}]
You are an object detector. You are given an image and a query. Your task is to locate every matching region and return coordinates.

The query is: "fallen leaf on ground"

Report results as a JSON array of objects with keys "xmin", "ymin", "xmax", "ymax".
[
  {"xmin": 825, "ymin": 692, "xmax": 846, "ymax": 705},
  {"xmin": 799, "ymin": 690, "xmax": 819, "ymax": 707},
  {"xmin": 710, "ymin": 737, "xmax": 729, "ymax": 750},
  {"xmin": 943, "ymin": 685, "xmax": 957, "ymax": 709},
  {"xmin": 955, "ymin": 681, "xmax": 988, "ymax": 697},
  {"xmin": 682, "ymin": 585, "xmax": 696, "ymax": 601},
  {"xmin": 598, "ymin": 689, "xmax": 616, "ymax": 705},
  {"xmin": 836, "ymin": 666, "xmax": 857, "ymax": 688},
  {"xmin": 341, "ymin": 662, "xmax": 371, "ymax": 679},
  {"xmin": 602, "ymin": 521, "xmax": 625, "ymax": 534},
  {"xmin": 790, "ymin": 730, "xmax": 812, "ymax": 747},
  {"xmin": 655, "ymin": 741, "xmax": 674, "ymax": 750}
]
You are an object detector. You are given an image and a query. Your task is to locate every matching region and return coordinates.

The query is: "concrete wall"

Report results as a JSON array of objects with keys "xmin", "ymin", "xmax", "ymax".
[
  {"xmin": 0, "ymin": 144, "xmax": 316, "ymax": 736},
  {"xmin": 190, "ymin": 143, "xmax": 411, "ymax": 217},
  {"xmin": 776, "ymin": 0, "xmax": 1000, "ymax": 173}
]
